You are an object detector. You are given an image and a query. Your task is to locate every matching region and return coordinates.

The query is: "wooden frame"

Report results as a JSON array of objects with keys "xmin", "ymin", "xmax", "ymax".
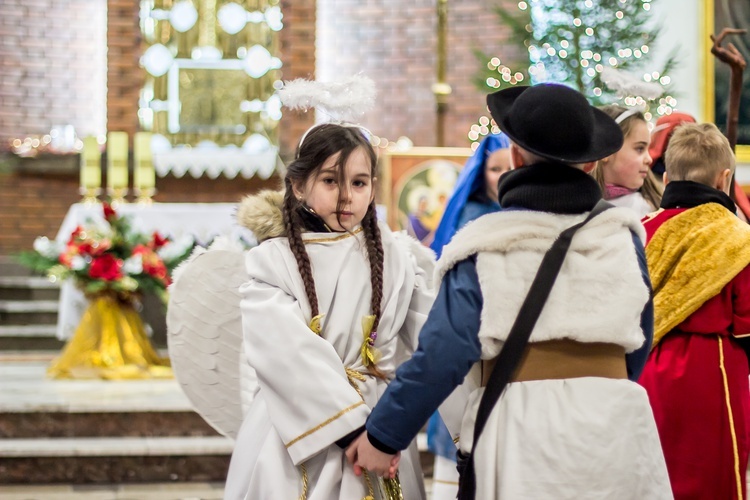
[
  {"xmin": 379, "ymin": 147, "xmax": 473, "ymax": 243},
  {"xmin": 702, "ymin": 0, "xmax": 750, "ymax": 162}
]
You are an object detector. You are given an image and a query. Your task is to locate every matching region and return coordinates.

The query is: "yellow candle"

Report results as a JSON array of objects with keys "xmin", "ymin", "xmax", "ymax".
[
  {"xmin": 106, "ymin": 131, "xmax": 129, "ymax": 190},
  {"xmin": 79, "ymin": 136, "xmax": 101, "ymax": 189},
  {"xmin": 134, "ymin": 132, "xmax": 155, "ymax": 190}
]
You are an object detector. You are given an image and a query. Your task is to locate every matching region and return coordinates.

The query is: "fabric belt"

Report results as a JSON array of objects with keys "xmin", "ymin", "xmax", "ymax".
[{"xmin": 481, "ymin": 339, "xmax": 627, "ymax": 386}]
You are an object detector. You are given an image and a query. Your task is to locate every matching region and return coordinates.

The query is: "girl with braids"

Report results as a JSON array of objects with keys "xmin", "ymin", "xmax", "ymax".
[
  {"xmin": 591, "ymin": 105, "xmax": 663, "ymax": 218},
  {"xmin": 223, "ymin": 123, "xmax": 435, "ymax": 500}
]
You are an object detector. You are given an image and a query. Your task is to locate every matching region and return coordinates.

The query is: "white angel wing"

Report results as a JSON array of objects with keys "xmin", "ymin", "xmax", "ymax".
[{"xmin": 167, "ymin": 248, "xmax": 255, "ymax": 440}]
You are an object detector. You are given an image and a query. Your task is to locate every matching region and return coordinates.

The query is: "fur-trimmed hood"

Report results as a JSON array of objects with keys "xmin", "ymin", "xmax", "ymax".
[{"xmin": 237, "ymin": 190, "xmax": 286, "ymax": 242}]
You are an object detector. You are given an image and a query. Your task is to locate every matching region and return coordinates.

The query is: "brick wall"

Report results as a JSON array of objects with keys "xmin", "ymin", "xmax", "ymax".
[
  {"xmin": 0, "ymin": 0, "xmax": 524, "ymax": 255},
  {"xmin": 317, "ymin": 0, "xmax": 524, "ymax": 147},
  {"xmin": 0, "ymin": 0, "xmax": 314, "ymax": 255},
  {"xmin": 107, "ymin": 0, "xmax": 142, "ymax": 141},
  {"xmin": 0, "ymin": 164, "xmax": 280, "ymax": 255},
  {"xmin": 0, "ymin": 0, "xmax": 107, "ymax": 144}
]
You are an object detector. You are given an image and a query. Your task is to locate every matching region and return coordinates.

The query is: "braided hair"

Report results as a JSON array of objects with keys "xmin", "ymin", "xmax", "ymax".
[{"xmin": 283, "ymin": 124, "xmax": 385, "ymax": 378}]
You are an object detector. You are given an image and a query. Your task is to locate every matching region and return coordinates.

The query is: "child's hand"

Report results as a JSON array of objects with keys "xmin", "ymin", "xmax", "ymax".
[{"xmin": 345, "ymin": 432, "xmax": 400, "ymax": 479}]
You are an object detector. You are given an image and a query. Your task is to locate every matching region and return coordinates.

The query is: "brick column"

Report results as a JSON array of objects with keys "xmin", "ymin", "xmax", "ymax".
[
  {"xmin": 277, "ymin": 0, "xmax": 317, "ymax": 159},
  {"xmin": 107, "ymin": 0, "xmax": 143, "ymax": 142}
]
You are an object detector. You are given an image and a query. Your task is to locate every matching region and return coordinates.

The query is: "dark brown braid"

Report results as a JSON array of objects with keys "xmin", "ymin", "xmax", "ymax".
[
  {"xmin": 361, "ymin": 201, "xmax": 386, "ymax": 380},
  {"xmin": 282, "ymin": 178, "xmax": 319, "ymax": 319}
]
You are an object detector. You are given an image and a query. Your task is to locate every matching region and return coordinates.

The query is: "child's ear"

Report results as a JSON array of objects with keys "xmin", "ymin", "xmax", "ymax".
[
  {"xmin": 716, "ymin": 168, "xmax": 733, "ymax": 194},
  {"xmin": 509, "ymin": 144, "xmax": 525, "ymax": 169},
  {"xmin": 291, "ymin": 181, "xmax": 305, "ymax": 201}
]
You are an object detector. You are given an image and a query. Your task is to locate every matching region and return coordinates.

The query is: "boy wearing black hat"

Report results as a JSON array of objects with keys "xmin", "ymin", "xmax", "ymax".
[{"xmin": 346, "ymin": 84, "xmax": 671, "ymax": 498}]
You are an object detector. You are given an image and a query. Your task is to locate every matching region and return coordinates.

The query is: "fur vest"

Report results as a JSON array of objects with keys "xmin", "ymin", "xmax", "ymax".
[{"xmin": 436, "ymin": 207, "xmax": 649, "ymax": 359}]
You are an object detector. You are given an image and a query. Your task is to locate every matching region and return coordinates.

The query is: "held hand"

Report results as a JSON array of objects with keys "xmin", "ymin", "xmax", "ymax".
[
  {"xmin": 711, "ymin": 28, "xmax": 748, "ymax": 71},
  {"xmin": 344, "ymin": 431, "xmax": 366, "ymax": 476},
  {"xmin": 350, "ymin": 432, "xmax": 401, "ymax": 479}
]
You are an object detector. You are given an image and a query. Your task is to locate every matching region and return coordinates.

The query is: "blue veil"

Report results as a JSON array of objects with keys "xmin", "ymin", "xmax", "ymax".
[{"xmin": 429, "ymin": 133, "xmax": 511, "ymax": 257}]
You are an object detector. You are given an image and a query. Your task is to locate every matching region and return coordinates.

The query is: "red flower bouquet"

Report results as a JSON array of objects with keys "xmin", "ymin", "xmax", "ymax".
[
  {"xmin": 18, "ymin": 202, "xmax": 197, "ymax": 379},
  {"xmin": 20, "ymin": 202, "xmax": 192, "ymax": 303}
]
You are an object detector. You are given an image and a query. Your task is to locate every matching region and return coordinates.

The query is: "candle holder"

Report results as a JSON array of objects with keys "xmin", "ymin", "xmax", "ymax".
[
  {"xmin": 134, "ymin": 187, "xmax": 156, "ymax": 205},
  {"xmin": 79, "ymin": 186, "xmax": 101, "ymax": 205},
  {"xmin": 108, "ymin": 187, "xmax": 129, "ymax": 207}
]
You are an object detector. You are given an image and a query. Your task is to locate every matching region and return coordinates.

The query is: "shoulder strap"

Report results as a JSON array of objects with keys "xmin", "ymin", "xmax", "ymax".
[{"xmin": 458, "ymin": 200, "xmax": 613, "ymax": 499}]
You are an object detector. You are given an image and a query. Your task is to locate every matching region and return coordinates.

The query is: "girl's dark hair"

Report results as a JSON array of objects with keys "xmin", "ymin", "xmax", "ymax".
[{"xmin": 282, "ymin": 123, "xmax": 386, "ymax": 378}]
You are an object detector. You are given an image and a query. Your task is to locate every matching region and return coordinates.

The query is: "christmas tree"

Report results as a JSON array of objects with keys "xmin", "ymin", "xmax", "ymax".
[{"xmin": 469, "ymin": 0, "xmax": 677, "ymax": 146}]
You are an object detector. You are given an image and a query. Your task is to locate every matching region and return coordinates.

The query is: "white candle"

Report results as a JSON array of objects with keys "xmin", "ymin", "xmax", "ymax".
[
  {"xmin": 134, "ymin": 132, "xmax": 155, "ymax": 190},
  {"xmin": 106, "ymin": 132, "xmax": 129, "ymax": 190},
  {"xmin": 79, "ymin": 136, "xmax": 101, "ymax": 189}
]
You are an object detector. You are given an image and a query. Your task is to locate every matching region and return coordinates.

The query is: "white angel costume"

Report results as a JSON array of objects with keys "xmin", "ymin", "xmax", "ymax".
[{"xmin": 168, "ymin": 191, "xmax": 434, "ymax": 500}]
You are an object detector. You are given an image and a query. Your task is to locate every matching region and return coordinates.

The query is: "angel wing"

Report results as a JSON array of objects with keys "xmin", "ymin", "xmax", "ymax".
[{"xmin": 166, "ymin": 247, "xmax": 256, "ymax": 440}]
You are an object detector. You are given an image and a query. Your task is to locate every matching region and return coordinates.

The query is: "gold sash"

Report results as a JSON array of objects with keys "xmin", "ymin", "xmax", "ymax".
[{"xmin": 646, "ymin": 203, "xmax": 750, "ymax": 348}]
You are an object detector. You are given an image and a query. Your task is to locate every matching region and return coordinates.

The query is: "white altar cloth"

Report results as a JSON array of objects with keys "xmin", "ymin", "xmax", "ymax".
[{"xmin": 54, "ymin": 202, "xmax": 253, "ymax": 340}]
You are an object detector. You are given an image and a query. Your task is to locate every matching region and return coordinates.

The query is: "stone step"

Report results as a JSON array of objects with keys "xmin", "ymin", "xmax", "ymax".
[
  {"xmin": 0, "ymin": 256, "xmax": 33, "ymax": 277},
  {"xmin": 0, "ymin": 436, "xmax": 234, "ymax": 458},
  {"xmin": 0, "ymin": 300, "xmax": 59, "ymax": 329},
  {"xmin": 0, "ymin": 276, "xmax": 60, "ymax": 301},
  {"xmin": 0, "ymin": 324, "xmax": 58, "ymax": 337},
  {"xmin": 0, "ymin": 327, "xmax": 63, "ymax": 351},
  {"xmin": 0, "ymin": 437, "xmax": 232, "ymax": 485},
  {"xmin": 0, "ymin": 300, "xmax": 59, "ymax": 313},
  {"xmin": 1, "ymin": 411, "xmax": 223, "ymax": 439},
  {"xmin": 0, "ymin": 481, "xmax": 225, "ymax": 500}
]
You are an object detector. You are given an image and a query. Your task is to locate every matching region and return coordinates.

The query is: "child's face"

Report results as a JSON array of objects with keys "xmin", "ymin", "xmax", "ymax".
[
  {"xmin": 295, "ymin": 147, "xmax": 375, "ymax": 231},
  {"xmin": 484, "ymin": 148, "xmax": 512, "ymax": 203},
  {"xmin": 604, "ymin": 120, "xmax": 652, "ymax": 190}
]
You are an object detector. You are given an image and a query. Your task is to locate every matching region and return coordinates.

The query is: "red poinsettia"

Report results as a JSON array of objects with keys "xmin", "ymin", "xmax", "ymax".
[
  {"xmin": 149, "ymin": 232, "xmax": 169, "ymax": 250},
  {"xmin": 102, "ymin": 202, "xmax": 117, "ymax": 222},
  {"xmin": 88, "ymin": 254, "xmax": 124, "ymax": 281},
  {"xmin": 133, "ymin": 244, "xmax": 170, "ymax": 286}
]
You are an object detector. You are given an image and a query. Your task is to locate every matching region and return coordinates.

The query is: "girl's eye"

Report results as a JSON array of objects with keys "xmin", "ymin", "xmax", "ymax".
[
  {"xmin": 353, "ymin": 180, "xmax": 368, "ymax": 187},
  {"xmin": 322, "ymin": 178, "xmax": 336, "ymax": 185}
]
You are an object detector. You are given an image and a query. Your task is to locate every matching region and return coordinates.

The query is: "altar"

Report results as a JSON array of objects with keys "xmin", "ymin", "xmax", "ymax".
[{"xmin": 54, "ymin": 202, "xmax": 254, "ymax": 340}]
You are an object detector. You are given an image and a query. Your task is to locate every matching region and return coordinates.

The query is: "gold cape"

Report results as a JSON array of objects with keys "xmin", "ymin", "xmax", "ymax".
[{"xmin": 646, "ymin": 202, "xmax": 750, "ymax": 348}]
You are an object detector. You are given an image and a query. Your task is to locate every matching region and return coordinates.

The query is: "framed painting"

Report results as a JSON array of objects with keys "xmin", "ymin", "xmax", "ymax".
[
  {"xmin": 379, "ymin": 147, "xmax": 473, "ymax": 246},
  {"xmin": 702, "ymin": 0, "xmax": 750, "ymax": 162}
]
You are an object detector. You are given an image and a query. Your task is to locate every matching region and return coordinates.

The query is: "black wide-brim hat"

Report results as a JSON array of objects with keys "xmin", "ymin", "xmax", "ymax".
[{"xmin": 487, "ymin": 83, "xmax": 623, "ymax": 163}]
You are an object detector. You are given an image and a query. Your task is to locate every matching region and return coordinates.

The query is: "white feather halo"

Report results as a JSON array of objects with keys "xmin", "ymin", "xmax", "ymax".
[
  {"xmin": 276, "ymin": 74, "xmax": 376, "ymax": 123},
  {"xmin": 600, "ymin": 67, "xmax": 664, "ymax": 100}
]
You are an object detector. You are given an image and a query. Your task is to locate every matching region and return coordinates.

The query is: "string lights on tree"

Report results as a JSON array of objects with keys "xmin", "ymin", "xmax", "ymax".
[{"xmin": 469, "ymin": 0, "xmax": 678, "ymax": 148}]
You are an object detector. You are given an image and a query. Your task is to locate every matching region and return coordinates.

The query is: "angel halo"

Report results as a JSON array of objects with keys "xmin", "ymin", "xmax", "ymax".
[
  {"xmin": 599, "ymin": 66, "xmax": 666, "ymax": 127},
  {"xmin": 276, "ymin": 74, "xmax": 377, "ymax": 151}
]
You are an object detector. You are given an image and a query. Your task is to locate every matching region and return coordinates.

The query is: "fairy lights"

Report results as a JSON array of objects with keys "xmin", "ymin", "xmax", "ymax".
[{"xmin": 469, "ymin": 0, "xmax": 676, "ymax": 146}]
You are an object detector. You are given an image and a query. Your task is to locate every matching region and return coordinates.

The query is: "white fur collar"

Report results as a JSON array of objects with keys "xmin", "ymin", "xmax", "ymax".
[{"xmin": 436, "ymin": 208, "xmax": 649, "ymax": 358}]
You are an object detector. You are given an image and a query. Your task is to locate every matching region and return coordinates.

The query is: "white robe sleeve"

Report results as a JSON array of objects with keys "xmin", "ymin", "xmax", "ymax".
[
  {"xmin": 393, "ymin": 230, "xmax": 437, "ymax": 355},
  {"xmin": 240, "ymin": 243, "xmax": 370, "ymax": 465}
]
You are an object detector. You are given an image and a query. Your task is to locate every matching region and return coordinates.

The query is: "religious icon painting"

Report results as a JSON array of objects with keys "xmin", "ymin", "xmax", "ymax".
[{"xmin": 379, "ymin": 147, "xmax": 472, "ymax": 246}]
